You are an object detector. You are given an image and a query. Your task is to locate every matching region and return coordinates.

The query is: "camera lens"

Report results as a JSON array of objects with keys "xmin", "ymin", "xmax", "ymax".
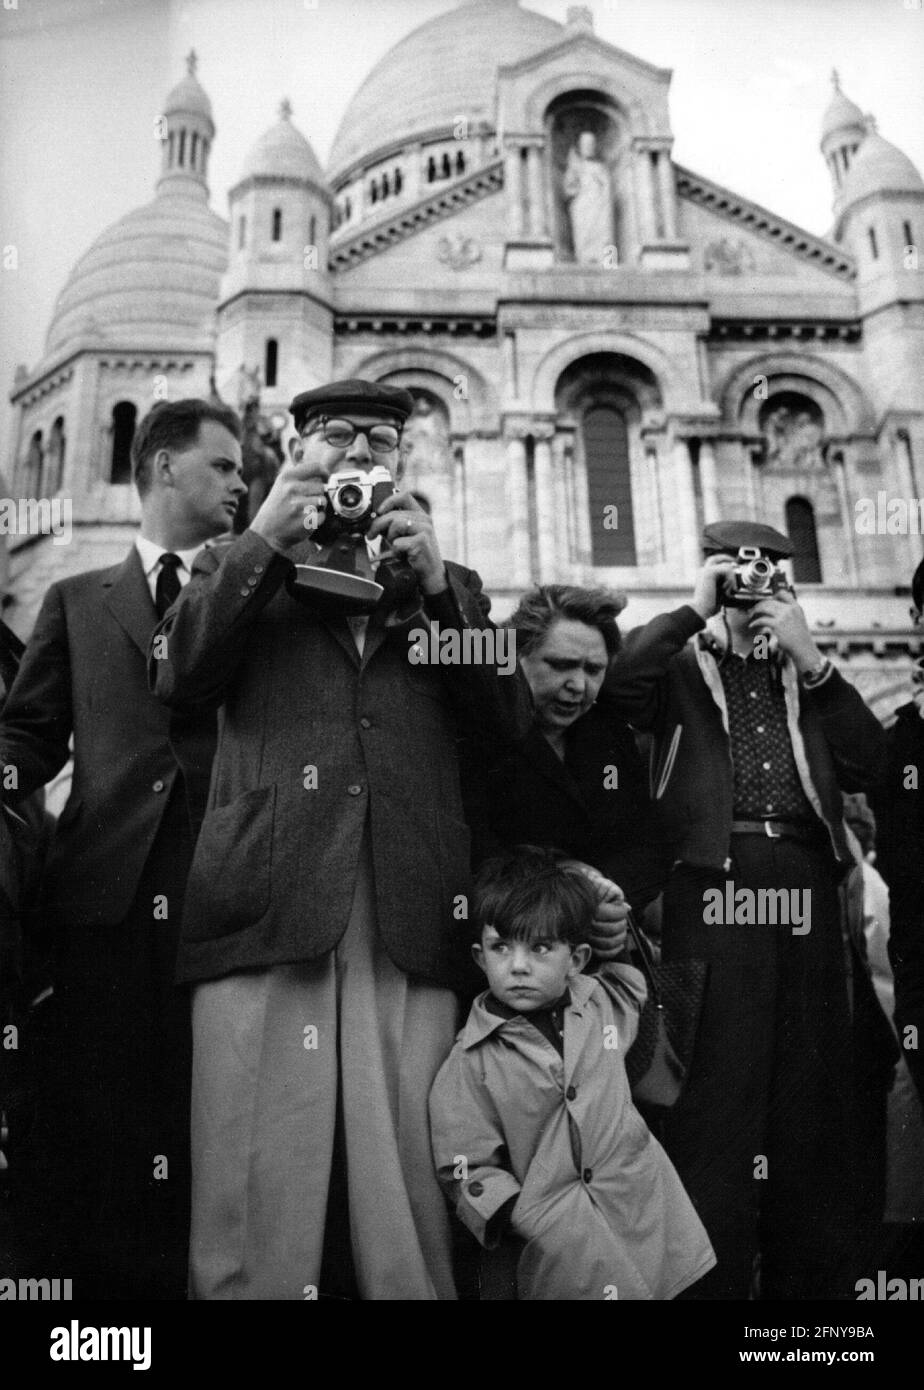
[{"xmin": 337, "ymin": 484, "xmax": 363, "ymax": 511}]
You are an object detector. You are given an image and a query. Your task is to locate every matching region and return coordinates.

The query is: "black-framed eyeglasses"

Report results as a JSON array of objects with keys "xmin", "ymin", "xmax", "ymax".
[{"xmin": 305, "ymin": 417, "xmax": 401, "ymax": 453}]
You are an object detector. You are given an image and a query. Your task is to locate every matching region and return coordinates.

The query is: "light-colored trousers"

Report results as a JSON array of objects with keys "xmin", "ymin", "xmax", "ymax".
[{"xmin": 188, "ymin": 840, "xmax": 460, "ymax": 1300}]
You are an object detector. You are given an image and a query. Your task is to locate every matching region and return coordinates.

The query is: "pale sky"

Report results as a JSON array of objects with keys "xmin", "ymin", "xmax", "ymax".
[{"xmin": 1, "ymin": 0, "xmax": 923, "ymax": 454}]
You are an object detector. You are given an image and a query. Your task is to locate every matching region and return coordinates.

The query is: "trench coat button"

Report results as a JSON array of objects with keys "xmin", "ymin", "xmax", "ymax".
[
  {"xmin": 566, "ymin": 1085, "xmax": 577, "ymax": 1101},
  {"xmin": 247, "ymin": 575, "xmax": 259, "ymax": 587},
  {"xmin": 239, "ymin": 587, "xmax": 251, "ymax": 598},
  {"xmin": 347, "ymin": 784, "xmax": 363, "ymax": 797},
  {"xmin": 254, "ymin": 563, "xmax": 265, "ymax": 574},
  {"xmin": 360, "ymin": 718, "xmax": 372, "ymax": 731},
  {"xmin": 467, "ymin": 1180, "xmax": 484, "ymax": 1197},
  {"xmin": 582, "ymin": 1168, "xmax": 593, "ymax": 1183},
  {"xmin": 152, "ymin": 780, "xmax": 165, "ymax": 793}
]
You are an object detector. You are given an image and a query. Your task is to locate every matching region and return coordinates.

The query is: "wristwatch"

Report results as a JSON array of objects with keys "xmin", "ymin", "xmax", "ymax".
[{"xmin": 800, "ymin": 655, "xmax": 832, "ymax": 688}]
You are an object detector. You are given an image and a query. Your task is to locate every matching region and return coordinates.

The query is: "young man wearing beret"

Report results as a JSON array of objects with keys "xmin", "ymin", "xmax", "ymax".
[
  {"xmin": 606, "ymin": 521, "xmax": 897, "ymax": 1300},
  {"xmin": 150, "ymin": 378, "xmax": 532, "ymax": 1300}
]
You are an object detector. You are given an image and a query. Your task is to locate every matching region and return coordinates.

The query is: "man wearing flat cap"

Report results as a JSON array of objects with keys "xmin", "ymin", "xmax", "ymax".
[
  {"xmin": 606, "ymin": 521, "xmax": 896, "ymax": 1300},
  {"xmin": 149, "ymin": 377, "xmax": 531, "ymax": 1300}
]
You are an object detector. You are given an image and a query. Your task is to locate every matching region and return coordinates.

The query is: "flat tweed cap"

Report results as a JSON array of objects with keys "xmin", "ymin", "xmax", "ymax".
[
  {"xmin": 702, "ymin": 520, "xmax": 793, "ymax": 560},
  {"xmin": 290, "ymin": 379, "xmax": 415, "ymax": 433}
]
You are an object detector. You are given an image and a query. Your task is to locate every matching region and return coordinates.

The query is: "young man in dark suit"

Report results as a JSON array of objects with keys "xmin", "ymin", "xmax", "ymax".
[
  {"xmin": 0, "ymin": 398, "xmax": 244, "ymax": 1298},
  {"xmin": 150, "ymin": 378, "xmax": 532, "ymax": 1300}
]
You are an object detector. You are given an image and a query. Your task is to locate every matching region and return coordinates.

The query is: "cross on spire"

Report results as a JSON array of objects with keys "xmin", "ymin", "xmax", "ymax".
[
  {"xmin": 831, "ymin": 67, "xmax": 840, "ymax": 92},
  {"xmin": 186, "ymin": 48, "xmax": 198, "ymax": 78},
  {"xmin": 279, "ymin": 97, "xmax": 293, "ymax": 121}
]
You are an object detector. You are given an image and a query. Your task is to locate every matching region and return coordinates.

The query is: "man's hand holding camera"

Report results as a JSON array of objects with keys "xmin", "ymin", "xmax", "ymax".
[
  {"xmin": 368, "ymin": 493, "xmax": 447, "ymax": 597},
  {"xmin": 250, "ymin": 459, "xmax": 329, "ymax": 554},
  {"xmin": 748, "ymin": 590, "xmax": 825, "ymax": 674},
  {"xmin": 691, "ymin": 555, "xmax": 737, "ymax": 620}
]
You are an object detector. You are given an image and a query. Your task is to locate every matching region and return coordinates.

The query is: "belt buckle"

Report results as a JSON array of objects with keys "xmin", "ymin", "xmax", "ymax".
[{"xmin": 764, "ymin": 819, "xmax": 781, "ymax": 839}]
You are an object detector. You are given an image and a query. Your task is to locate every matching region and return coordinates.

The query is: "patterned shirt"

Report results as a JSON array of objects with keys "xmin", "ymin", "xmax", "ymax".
[{"xmin": 719, "ymin": 651, "xmax": 814, "ymax": 820}]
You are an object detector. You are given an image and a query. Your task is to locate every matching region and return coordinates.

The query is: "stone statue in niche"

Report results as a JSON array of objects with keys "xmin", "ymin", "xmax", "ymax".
[
  {"xmin": 762, "ymin": 404, "xmax": 825, "ymax": 472},
  {"xmin": 563, "ymin": 131, "xmax": 616, "ymax": 265}
]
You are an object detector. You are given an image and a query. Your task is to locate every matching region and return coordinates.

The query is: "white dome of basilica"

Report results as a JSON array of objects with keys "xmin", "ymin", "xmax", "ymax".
[
  {"xmin": 239, "ymin": 100, "xmax": 325, "ymax": 185},
  {"xmin": 326, "ymin": 0, "xmax": 563, "ymax": 181},
  {"xmin": 838, "ymin": 127, "xmax": 924, "ymax": 207},
  {"xmin": 44, "ymin": 194, "xmax": 228, "ymax": 359}
]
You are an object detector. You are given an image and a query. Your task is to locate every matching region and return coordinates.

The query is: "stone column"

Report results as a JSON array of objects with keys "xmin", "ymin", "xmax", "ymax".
[
  {"xmin": 633, "ymin": 146, "xmax": 655, "ymax": 246},
  {"xmin": 673, "ymin": 436, "xmax": 700, "ymax": 579},
  {"xmin": 505, "ymin": 142, "xmax": 525, "ymax": 239},
  {"xmin": 504, "ymin": 434, "xmax": 531, "ymax": 586},
  {"xmin": 645, "ymin": 440, "xmax": 666, "ymax": 564},
  {"xmin": 451, "ymin": 439, "xmax": 467, "ymax": 566},
  {"xmin": 533, "ymin": 427, "xmax": 557, "ymax": 581},
  {"xmin": 698, "ymin": 439, "xmax": 720, "ymax": 524},
  {"xmin": 657, "ymin": 150, "xmax": 678, "ymax": 240},
  {"xmin": 830, "ymin": 445, "xmax": 860, "ymax": 585},
  {"xmin": 526, "ymin": 143, "xmax": 547, "ymax": 239}
]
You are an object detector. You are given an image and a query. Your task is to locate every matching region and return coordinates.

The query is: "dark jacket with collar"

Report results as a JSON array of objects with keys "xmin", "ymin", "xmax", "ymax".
[
  {"xmin": 461, "ymin": 697, "xmax": 670, "ymax": 907},
  {"xmin": 869, "ymin": 700, "xmax": 924, "ymax": 1100},
  {"xmin": 0, "ymin": 548, "xmax": 216, "ymax": 929},
  {"xmin": 605, "ymin": 605, "xmax": 886, "ymax": 870},
  {"xmin": 149, "ymin": 528, "xmax": 533, "ymax": 989}
]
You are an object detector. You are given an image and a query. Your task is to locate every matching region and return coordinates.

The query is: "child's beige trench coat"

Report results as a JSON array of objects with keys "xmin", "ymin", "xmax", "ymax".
[{"xmin": 429, "ymin": 965, "xmax": 716, "ymax": 1300}]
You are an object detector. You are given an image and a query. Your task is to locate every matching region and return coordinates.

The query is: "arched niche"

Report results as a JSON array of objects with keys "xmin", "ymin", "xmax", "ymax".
[
  {"xmin": 718, "ymin": 354, "xmax": 873, "ymax": 437},
  {"xmin": 532, "ymin": 331, "xmax": 675, "ymax": 416},
  {"xmin": 354, "ymin": 347, "xmax": 499, "ymax": 431},
  {"xmin": 110, "ymin": 401, "xmax": 138, "ymax": 486},
  {"xmin": 544, "ymin": 89, "xmax": 626, "ymax": 265}
]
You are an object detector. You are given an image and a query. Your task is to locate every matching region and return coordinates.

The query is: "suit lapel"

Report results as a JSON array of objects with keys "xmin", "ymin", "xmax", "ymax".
[
  {"xmin": 102, "ymin": 548, "xmax": 156, "ymax": 658},
  {"xmin": 527, "ymin": 724, "xmax": 587, "ymax": 813}
]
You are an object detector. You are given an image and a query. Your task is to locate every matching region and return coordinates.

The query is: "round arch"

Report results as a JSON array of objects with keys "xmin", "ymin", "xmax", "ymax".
[
  {"xmin": 521, "ymin": 71, "xmax": 649, "ymax": 136},
  {"xmin": 349, "ymin": 346, "xmax": 499, "ymax": 432},
  {"xmin": 530, "ymin": 331, "xmax": 679, "ymax": 415},
  {"xmin": 716, "ymin": 353, "xmax": 875, "ymax": 436}
]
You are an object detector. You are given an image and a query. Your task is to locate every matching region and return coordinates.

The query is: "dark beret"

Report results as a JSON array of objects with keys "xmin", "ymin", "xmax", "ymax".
[
  {"xmin": 911, "ymin": 554, "xmax": 924, "ymax": 611},
  {"xmin": 289, "ymin": 379, "xmax": 415, "ymax": 433},
  {"xmin": 702, "ymin": 520, "xmax": 793, "ymax": 560}
]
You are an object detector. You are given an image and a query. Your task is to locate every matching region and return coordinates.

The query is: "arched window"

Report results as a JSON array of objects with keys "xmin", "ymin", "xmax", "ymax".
[
  {"xmin": 868, "ymin": 226, "xmax": 879, "ymax": 259},
  {"xmin": 47, "ymin": 416, "xmax": 66, "ymax": 493},
  {"xmin": 265, "ymin": 338, "xmax": 279, "ymax": 390},
  {"xmin": 23, "ymin": 430, "xmax": 43, "ymax": 497},
  {"xmin": 903, "ymin": 219, "xmax": 914, "ymax": 248},
  {"xmin": 110, "ymin": 401, "xmax": 137, "ymax": 485},
  {"xmin": 785, "ymin": 497, "xmax": 822, "ymax": 583},
  {"xmin": 583, "ymin": 406, "xmax": 636, "ymax": 566},
  {"xmin": 168, "ymin": 132, "xmax": 175, "ymax": 167},
  {"xmin": 456, "ymin": 150, "xmax": 466, "ymax": 176},
  {"xmin": 382, "ymin": 172, "xmax": 390, "ymax": 199},
  {"xmin": 370, "ymin": 180, "xmax": 378, "ymax": 204},
  {"xmin": 427, "ymin": 156, "xmax": 437, "ymax": 183},
  {"xmin": 178, "ymin": 129, "xmax": 186, "ymax": 167},
  {"xmin": 441, "ymin": 152, "xmax": 451, "ymax": 179},
  {"xmin": 238, "ymin": 215, "xmax": 247, "ymax": 250},
  {"xmin": 345, "ymin": 197, "xmax": 352, "ymax": 219},
  {"xmin": 272, "ymin": 207, "xmax": 283, "ymax": 241},
  {"xmin": 309, "ymin": 214, "xmax": 317, "ymax": 244},
  {"xmin": 191, "ymin": 132, "xmax": 199, "ymax": 169},
  {"xmin": 394, "ymin": 167, "xmax": 403, "ymax": 195}
]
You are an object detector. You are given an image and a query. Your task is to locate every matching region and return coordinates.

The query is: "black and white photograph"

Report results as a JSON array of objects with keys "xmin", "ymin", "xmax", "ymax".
[{"xmin": 0, "ymin": 0, "xmax": 922, "ymax": 1354}]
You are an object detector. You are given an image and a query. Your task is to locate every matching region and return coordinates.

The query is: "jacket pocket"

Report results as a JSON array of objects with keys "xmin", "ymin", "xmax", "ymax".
[
  {"xmin": 184, "ymin": 784, "xmax": 276, "ymax": 940},
  {"xmin": 651, "ymin": 725, "xmax": 682, "ymax": 801}
]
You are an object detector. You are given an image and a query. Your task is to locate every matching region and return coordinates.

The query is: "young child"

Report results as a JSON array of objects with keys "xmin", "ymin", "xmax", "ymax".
[{"xmin": 429, "ymin": 846, "xmax": 716, "ymax": 1300}]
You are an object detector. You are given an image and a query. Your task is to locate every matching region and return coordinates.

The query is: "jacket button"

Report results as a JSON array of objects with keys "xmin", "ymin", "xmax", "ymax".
[
  {"xmin": 248, "ymin": 575, "xmax": 259, "ymax": 587},
  {"xmin": 566, "ymin": 1085, "xmax": 577, "ymax": 1101},
  {"xmin": 467, "ymin": 1180, "xmax": 484, "ymax": 1197},
  {"xmin": 152, "ymin": 780, "xmax": 165, "ymax": 793},
  {"xmin": 239, "ymin": 587, "xmax": 251, "ymax": 598},
  {"xmin": 254, "ymin": 563, "xmax": 265, "ymax": 574},
  {"xmin": 360, "ymin": 718, "xmax": 372, "ymax": 730},
  {"xmin": 582, "ymin": 1168, "xmax": 593, "ymax": 1184},
  {"xmin": 347, "ymin": 784, "xmax": 363, "ymax": 797}
]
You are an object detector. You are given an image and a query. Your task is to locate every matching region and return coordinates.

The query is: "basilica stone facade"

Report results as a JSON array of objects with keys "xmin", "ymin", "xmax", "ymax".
[{"xmin": 6, "ymin": 0, "xmax": 924, "ymax": 716}]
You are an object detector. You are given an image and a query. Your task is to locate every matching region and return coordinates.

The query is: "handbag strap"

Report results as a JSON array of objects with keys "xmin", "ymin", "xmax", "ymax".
[{"xmin": 625, "ymin": 910, "xmax": 662, "ymax": 1008}]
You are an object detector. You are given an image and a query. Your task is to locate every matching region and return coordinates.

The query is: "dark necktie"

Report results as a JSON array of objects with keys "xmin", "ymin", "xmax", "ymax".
[{"xmin": 155, "ymin": 552, "xmax": 182, "ymax": 619}]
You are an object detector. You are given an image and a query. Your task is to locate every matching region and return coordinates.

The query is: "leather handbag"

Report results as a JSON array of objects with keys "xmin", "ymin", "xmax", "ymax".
[{"xmin": 623, "ymin": 911, "xmax": 708, "ymax": 1108}]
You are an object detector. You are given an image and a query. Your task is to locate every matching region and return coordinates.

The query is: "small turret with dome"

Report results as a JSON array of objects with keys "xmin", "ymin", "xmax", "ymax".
[
  {"xmin": 216, "ymin": 99, "xmax": 333, "ymax": 409},
  {"xmin": 820, "ymin": 70, "xmax": 866, "ymax": 195},
  {"xmin": 158, "ymin": 50, "xmax": 216, "ymax": 200}
]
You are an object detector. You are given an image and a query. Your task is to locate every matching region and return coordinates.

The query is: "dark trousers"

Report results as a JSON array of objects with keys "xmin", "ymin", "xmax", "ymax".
[
  {"xmin": 53, "ymin": 790, "xmax": 194, "ymax": 1300},
  {"xmin": 660, "ymin": 833, "xmax": 888, "ymax": 1301}
]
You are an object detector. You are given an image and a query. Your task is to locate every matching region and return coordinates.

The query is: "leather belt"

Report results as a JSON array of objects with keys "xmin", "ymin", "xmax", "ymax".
[{"xmin": 730, "ymin": 819, "xmax": 819, "ymax": 842}]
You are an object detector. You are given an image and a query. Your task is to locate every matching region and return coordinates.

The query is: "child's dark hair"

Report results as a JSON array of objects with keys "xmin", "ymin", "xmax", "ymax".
[{"xmin": 472, "ymin": 845, "xmax": 596, "ymax": 947}]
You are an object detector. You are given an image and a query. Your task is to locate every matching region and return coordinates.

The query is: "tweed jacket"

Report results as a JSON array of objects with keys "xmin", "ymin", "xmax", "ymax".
[{"xmin": 149, "ymin": 528, "xmax": 533, "ymax": 988}]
